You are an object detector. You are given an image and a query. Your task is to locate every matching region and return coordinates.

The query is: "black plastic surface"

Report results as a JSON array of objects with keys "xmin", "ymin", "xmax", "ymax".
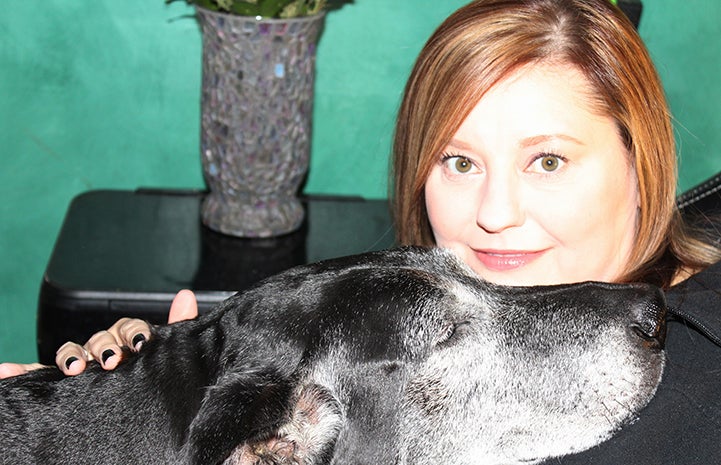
[{"xmin": 37, "ymin": 190, "xmax": 395, "ymax": 363}]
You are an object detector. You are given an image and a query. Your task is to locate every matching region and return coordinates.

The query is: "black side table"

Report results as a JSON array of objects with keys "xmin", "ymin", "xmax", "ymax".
[{"xmin": 37, "ymin": 189, "xmax": 395, "ymax": 364}]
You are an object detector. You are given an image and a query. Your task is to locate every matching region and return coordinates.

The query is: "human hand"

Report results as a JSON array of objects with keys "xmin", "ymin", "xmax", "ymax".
[
  {"xmin": 0, "ymin": 362, "xmax": 46, "ymax": 379},
  {"xmin": 53, "ymin": 289, "xmax": 199, "ymax": 376}
]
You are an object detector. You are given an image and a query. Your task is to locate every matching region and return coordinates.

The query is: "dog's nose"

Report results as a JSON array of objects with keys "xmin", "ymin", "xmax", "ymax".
[{"xmin": 629, "ymin": 285, "xmax": 667, "ymax": 350}]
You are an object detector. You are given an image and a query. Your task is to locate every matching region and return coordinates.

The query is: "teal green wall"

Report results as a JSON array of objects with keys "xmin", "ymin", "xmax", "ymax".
[{"xmin": 2, "ymin": 0, "xmax": 720, "ymax": 362}]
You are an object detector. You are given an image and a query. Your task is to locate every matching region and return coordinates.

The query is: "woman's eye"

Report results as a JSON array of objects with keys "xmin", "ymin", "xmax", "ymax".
[
  {"xmin": 454, "ymin": 157, "xmax": 473, "ymax": 173},
  {"xmin": 532, "ymin": 154, "xmax": 565, "ymax": 173},
  {"xmin": 443, "ymin": 155, "xmax": 475, "ymax": 174}
]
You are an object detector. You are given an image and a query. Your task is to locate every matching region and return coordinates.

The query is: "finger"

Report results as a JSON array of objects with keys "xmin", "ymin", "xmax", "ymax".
[
  {"xmin": 104, "ymin": 316, "xmax": 149, "ymax": 353},
  {"xmin": 85, "ymin": 331, "xmax": 123, "ymax": 371},
  {"xmin": 114, "ymin": 318, "xmax": 152, "ymax": 352},
  {"xmin": 55, "ymin": 341, "xmax": 91, "ymax": 376},
  {"xmin": 168, "ymin": 289, "xmax": 199, "ymax": 324},
  {"xmin": 0, "ymin": 362, "xmax": 46, "ymax": 379}
]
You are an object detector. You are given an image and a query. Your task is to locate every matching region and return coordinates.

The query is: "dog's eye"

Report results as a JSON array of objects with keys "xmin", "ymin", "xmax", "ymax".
[
  {"xmin": 434, "ymin": 321, "xmax": 470, "ymax": 347},
  {"xmin": 436, "ymin": 324, "xmax": 455, "ymax": 345}
]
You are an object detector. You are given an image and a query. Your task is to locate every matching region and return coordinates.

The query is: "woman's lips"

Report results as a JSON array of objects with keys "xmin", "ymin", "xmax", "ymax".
[{"xmin": 473, "ymin": 249, "xmax": 547, "ymax": 271}]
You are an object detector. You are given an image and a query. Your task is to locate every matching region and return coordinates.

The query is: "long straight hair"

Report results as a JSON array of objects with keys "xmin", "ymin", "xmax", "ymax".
[{"xmin": 392, "ymin": 0, "xmax": 719, "ymax": 288}]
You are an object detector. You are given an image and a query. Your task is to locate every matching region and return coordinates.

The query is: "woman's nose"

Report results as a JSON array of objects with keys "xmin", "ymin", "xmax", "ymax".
[{"xmin": 475, "ymin": 173, "xmax": 525, "ymax": 233}]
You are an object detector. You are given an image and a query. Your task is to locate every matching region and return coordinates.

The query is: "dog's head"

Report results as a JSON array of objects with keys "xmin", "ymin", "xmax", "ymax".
[{"xmin": 188, "ymin": 247, "xmax": 666, "ymax": 465}]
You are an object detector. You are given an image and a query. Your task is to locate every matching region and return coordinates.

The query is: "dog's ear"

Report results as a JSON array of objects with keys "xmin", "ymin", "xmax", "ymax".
[
  {"xmin": 225, "ymin": 383, "xmax": 343, "ymax": 465},
  {"xmin": 181, "ymin": 369, "xmax": 292, "ymax": 465},
  {"xmin": 183, "ymin": 376, "xmax": 343, "ymax": 465}
]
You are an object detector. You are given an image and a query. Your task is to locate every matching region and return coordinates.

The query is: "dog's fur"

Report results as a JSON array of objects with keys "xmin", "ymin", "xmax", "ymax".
[{"xmin": 0, "ymin": 247, "xmax": 666, "ymax": 465}]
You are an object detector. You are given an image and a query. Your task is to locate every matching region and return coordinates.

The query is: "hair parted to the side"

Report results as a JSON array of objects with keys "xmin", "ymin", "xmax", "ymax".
[{"xmin": 391, "ymin": 0, "xmax": 720, "ymax": 288}]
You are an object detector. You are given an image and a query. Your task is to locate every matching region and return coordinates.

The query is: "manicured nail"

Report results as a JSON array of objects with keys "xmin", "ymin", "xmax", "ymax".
[
  {"xmin": 64, "ymin": 357, "xmax": 78, "ymax": 370},
  {"xmin": 101, "ymin": 349, "xmax": 115, "ymax": 365},
  {"xmin": 132, "ymin": 334, "xmax": 146, "ymax": 351}
]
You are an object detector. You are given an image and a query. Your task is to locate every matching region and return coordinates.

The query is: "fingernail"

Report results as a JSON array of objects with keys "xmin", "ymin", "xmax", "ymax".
[
  {"xmin": 64, "ymin": 357, "xmax": 79, "ymax": 370},
  {"xmin": 132, "ymin": 333, "xmax": 146, "ymax": 351},
  {"xmin": 101, "ymin": 349, "xmax": 115, "ymax": 365}
]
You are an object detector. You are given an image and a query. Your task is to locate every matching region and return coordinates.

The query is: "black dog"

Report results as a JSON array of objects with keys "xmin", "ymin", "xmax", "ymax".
[{"xmin": 0, "ymin": 247, "xmax": 666, "ymax": 465}]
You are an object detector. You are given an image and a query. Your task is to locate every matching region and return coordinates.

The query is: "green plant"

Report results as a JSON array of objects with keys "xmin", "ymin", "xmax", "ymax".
[{"xmin": 168, "ymin": 0, "xmax": 327, "ymax": 18}]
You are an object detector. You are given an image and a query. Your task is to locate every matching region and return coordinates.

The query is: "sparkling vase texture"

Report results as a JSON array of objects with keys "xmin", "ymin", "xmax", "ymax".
[{"xmin": 196, "ymin": 8, "xmax": 325, "ymax": 237}]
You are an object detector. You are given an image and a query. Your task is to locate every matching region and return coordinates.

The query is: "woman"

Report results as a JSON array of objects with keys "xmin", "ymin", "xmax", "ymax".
[
  {"xmin": 391, "ymin": 1, "xmax": 721, "ymax": 460},
  {"xmin": 3, "ymin": 0, "xmax": 721, "ymax": 461}
]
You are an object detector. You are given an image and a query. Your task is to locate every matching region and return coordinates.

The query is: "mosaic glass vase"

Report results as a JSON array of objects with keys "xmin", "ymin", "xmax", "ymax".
[{"xmin": 196, "ymin": 7, "xmax": 325, "ymax": 237}]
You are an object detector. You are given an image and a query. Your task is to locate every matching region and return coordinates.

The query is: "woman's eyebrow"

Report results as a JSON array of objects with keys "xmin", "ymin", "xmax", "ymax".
[
  {"xmin": 446, "ymin": 139, "xmax": 475, "ymax": 151},
  {"xmin": 519, "ymin": 134, "xmax": 585, "ymax": 148}
]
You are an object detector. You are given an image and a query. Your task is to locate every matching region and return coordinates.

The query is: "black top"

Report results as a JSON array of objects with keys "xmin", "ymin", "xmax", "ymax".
[{"xmin": 546, "ymin": 259, "xmax": 721, "ymax": 464}]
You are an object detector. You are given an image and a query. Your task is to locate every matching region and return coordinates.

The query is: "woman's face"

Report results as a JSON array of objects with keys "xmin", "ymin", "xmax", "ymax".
[{"xmin": 424, "ymin": 63, "xmax": 639, "ymax": 286}]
